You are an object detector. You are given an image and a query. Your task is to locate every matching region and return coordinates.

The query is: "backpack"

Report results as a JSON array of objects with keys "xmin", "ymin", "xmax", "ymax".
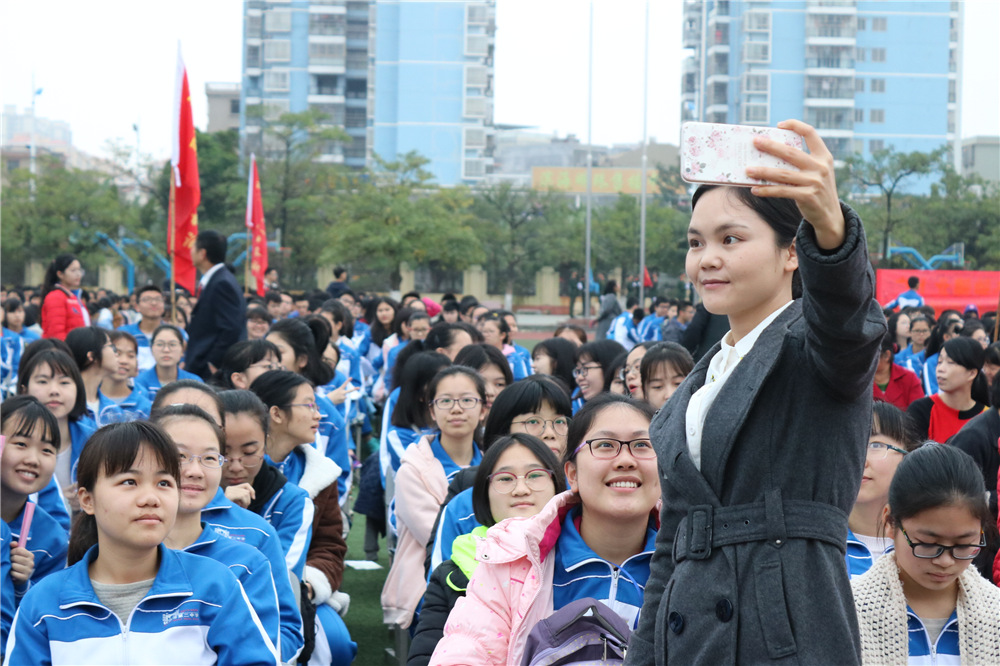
[{"xmin": 520, "ymin": 598, "xmax": 631, "ymax": 666}]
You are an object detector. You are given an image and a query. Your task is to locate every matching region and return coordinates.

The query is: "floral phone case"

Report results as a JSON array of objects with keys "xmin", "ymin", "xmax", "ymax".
[{"xmin": 680, "ymin": 122, "xmax": 805, "ymax": 187}]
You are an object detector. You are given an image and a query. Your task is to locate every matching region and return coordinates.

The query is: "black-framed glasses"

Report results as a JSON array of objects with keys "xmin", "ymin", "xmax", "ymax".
[
  {"xmin": 179, "ymin": 453, "xmax": 227, "ymax": 469},
  {"xmin": 512, "ymin": 417, "xmax": 570, "ymax": 437},
  {"xmin": 103, "ymin": 343, "xmax": 120, "ymax": 355},
  {"xmin": 431, "ymin": 397, "xmax": 481, "ymax": 410},
  {"xmin": 899, "ymin": 524, "xmax": 985, "ymax": 560},
  {"xmin": 573, "ymin": 363, "xmax": 602, "ymax": 379},
  {"xmin": 867, "ymin": 440, "xmax": 907, "ymax": 460},
  {"xmin": 488, "ymin": 468, "xmax": 556, "ymax": 494},
  {"xmin": 573, "ymin": 438, "xmax": 656, "ymax": 460},
  {"xmin": 224, "ymin": 451, "xmax": 263, "ymax": 468}
]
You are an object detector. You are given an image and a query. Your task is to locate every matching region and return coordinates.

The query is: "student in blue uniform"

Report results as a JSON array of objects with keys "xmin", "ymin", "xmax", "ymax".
[
  {"xmin": 133, "ymin": 325, "xmax": 202, "ymax": 402},
  {"xmin": 117, "ymin": 285, "xmax": 174, "ymax": 372},
  {"xmin": 3, "ymin": 420, "xmax": 279, "ymax": 665},
  {"xmin": 153, "ymin": 404, "xmax": 304, "ymax": 664},
  {"xmin": 95, "ymin": 331, "xmax": 153, "ymax": 424},
  {"xmin": 1, "ymin": 521, "xmax": 16, "ymax": 660},
  {"xmin": 852, "ymin": 444, "xmax": 1000, "ymax": 662},
  {"xmin": 570, "ymin": 340, "xmax": 626, "ymax": 414},
  {"xmin": 65, "ymin": 326, "xmax": 121, "ymax": 424},
  {"xmin": 1, "ymin": 397, "xmax": 67, "ymax": 588}
]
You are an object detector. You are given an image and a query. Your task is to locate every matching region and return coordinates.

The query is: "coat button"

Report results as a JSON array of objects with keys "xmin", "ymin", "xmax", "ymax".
[
  {"xmin": 716, "ymin": 599, "xmax": 733, "ymax": 623},
  {"xmin": 668, "ymin": 611, "xmax": 684, "ymax": 635}
]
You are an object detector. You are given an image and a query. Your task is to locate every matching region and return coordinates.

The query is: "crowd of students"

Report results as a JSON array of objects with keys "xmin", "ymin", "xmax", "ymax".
[{"xmin": 1, "ymin": 120, "xmax": 999, "ymax": 665}]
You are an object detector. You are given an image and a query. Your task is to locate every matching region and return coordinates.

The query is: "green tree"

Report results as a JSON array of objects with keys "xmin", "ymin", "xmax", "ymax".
[
  {"xmin": 843, "ymin": 146, "xmax": 948, "ymax": 263},
  {"xmin": 322, "ymin": 152, "xmax": 484, "ymax": 290}
]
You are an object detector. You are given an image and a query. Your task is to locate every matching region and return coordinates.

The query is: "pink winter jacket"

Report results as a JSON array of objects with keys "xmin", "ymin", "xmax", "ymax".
[
  {"xmin": 381, "ymin": 435, "xmax": 450, "ymax": 628},
  {"xmin": 429, "ymin": 490, "xmax": 581, "ymax": 666}
]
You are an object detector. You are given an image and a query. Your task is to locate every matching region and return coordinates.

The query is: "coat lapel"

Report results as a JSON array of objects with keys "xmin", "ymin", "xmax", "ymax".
[{"xmin": 697, "ymin": 303, "xmax": 802, "ymax": 495}]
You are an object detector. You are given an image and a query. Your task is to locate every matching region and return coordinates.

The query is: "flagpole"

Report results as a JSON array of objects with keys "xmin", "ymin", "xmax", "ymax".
[
  {"xmin": 638, "ymin": 0, "xmax": 650, "ymax": 308},
  {"xmin": 169, "ymin": 177, "xmax": 177, "ymax": 326},
  {"xmin": 244, "ymin": 239, "xmax": 251, "ymax": 297},
  {"xmin": 244, "ymin": 154, "xmax": 256, "ymax": 297}
]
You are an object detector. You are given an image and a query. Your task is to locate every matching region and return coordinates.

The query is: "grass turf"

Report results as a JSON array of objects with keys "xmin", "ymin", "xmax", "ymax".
[{"xmin": 342, "ymin": 491, "xmax": 395, "ymax": 664}]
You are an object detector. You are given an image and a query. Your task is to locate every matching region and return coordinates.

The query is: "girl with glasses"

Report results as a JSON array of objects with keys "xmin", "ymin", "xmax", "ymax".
[
  {"xmin": 570, "ymin": 339, "xmax": 626, "ymax": 414},
  {"xmin": 212, "ymin": 338, "xmax": 283, "ymax": 391},
  {"xmin": 246, "ymin": 372, "xmax": 358, "ymax": 665},
  {"xmin": 134, "ymin": 325, "xmax": 202, "ymax": 403},
  {"xmin": 65, "ymin": 326, "xmax": 122, "ymax": 423},
  {"xmin": 408, "ymin": 433, "xmax": 565, "ymax": 666},
  {"xmin": 852, "ymin": 444, "xmax": 1000, "ymax": 662},
  {"xmin": 631, "ymin": 121, "xmax": 886, "ymax": 665},
  {"xmin": 431, "ymin": 394, "xmax": 659, "ymax": 665},
  {"xmin": 846, "ymin": 402, "xmax": 921, "ymax": 578},
  {"xmin": 4, "ymin": 421, "xmax": 278, "ymax": 666},
  {"xmin": 382, "ymin": 367, "xmax": 486, "ymax": 630},
  {"xmin": 152, "ymin": 404, "xmax": 296, "ymax": 663}
]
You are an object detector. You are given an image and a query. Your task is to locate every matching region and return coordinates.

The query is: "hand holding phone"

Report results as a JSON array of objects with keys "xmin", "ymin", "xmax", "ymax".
[{"xmin": 680, "ymin": 122, "xmax": 805, "ymax": 187}]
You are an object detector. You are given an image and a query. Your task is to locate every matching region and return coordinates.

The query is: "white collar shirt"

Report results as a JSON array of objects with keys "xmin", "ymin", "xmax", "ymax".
[{"xmin": 197, "ymin": 263, "xmax": 225, "ymax": 293}]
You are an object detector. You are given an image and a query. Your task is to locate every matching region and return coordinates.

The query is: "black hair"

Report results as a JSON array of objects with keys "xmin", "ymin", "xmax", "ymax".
[
  {"xmin": 575, "ymin": 340, "xmax": 627, "ymax": 373},
  {"xmin": 401, "ymin": 291, "xmax": 421, "ymax": 303},
  {"xmin": 454, "ymin": 343, "xmax": 513, "ymax": 387},
  {"xmin": 333, "ymin": 266, "xmax": 347, "ymax": 279},
  {"xmin": 307, "ymin": 291, "xmax": 329, "ymax": 312},
  {"xmin": 479, "ymin": 312, "xmax": 511, "ymax": 346},
  {"xmin": 151, "ymin": 324, "xmax": 185, "ymax": 347},
  {"xmin": 604, "ymin": 352, "xmax": 628, "ymax": 392},
  {"xmin": 408, "ymin": 311, "xmax": 431, "ymax": 326},
  {"xmin": 246, "ymin": 305, "xmax": 271, "ymax": 323},
  {"xmin": 65, "ymin": 325, "xmax": 110, "ymax": 372},
  {"xmin": 907, "ymin": 276, "xmax": 919, "ymax": 289},
  {"xmin": 150, "ymin": 380, "xmax": 225, "ymax": 427},
  {"xmin": 320, "ymin": 299, "xmax": 355, "ymax": 339},
  {"xmin": 958, "ymin": 318, "xmax": 986, "ymax": 342},
  {"xmin": 390, "ymin": 306, "xmax": 416, "ymax": 339},
  {"xmin": 879, "ymin": 330, "xmax": 898, "ymax": 356},
  {"xmin": 17, "ymin": 338, "xmax": 73, "ymax": 375},
  {"xmin": 603, "ymin": 280, "xmax": 617, "ymax": 296},
  {"xmin": 3, "ymin": 297, "xmax": 23, "ymax": 314},
  {"xmin": 482, "ymin": 375, "xmax": 573, "ymax": 450},
  {"xmin": 886, "ymin": 443, "xmax": 992, "ymax": 533},
  {"xmin": 941, "ymin": 337, "xmax": 988, "ymax": 404},
  {"xmin": 195, "ymin": 230, "xmax": 227, "ymax": 265},
  {"xmin": 871, "ymin": 401, "xmax": 921, "ymax": 453},
  {"xmin": 442, "ymin": 300, "xmax": 460, "ymax": 314},
  {"xmin": 249, "ymin": 369, "xmax": 312, "ymax": 414},
  {"xmin": 990, "ymin": 371, "xmax": 1000, "ymax": 409},
  {"xmin": 150, "ymin": 403, "xmax": 226, "ymax": 452},
  {"xmin": 41, "ymin": 253, "xmax": 79, "ymax": 300},
  {"xmin": 108, "ymin": 330, "xmax": 138, "ymax": 353},
  {"xmin": 213, "ymin": 339, "xmax": 282, "ymax": 389},
  {"xmin": 1, "ymin": 395, "xmax": 61, "ymax": 454},
  {"xmin": 925, "ymin": 317, "xmax": 963, "ymax": 358},
  {"xmin": 532, "ymin": 337, "xmax": 578, "ymax": 390},
  {"xmin": 135, "ymin": 284, "xmax": 162, "ymax": 299},
  {"xmin": 640, "ymin": 342, "xmax": 694, "ymax": 398},
  {"xmin": 425, "ymin": 322, "xmax": 473, "ymax": 357},
  {"xmin": 219, "ymin": 389, "xmax": 270, "ymax": 437},
  {"xmin": 18, "ymin": 349, "xmax": 88, "ymax": 421},
  {"xmin": 302, "ymin": 314, "xmax": 332, "ymax": 353},
  {"xmin": 67, "ymin": 421, "xmax": 181, "ymax": 565},
  {"xmin": 471, "ymin": 433, "xmax": 567, "ymax": 527},
  {"xmin": 268, "ymin": 318, "xmax": 334, "ymax": 387},
  {"xmin": 264, "ymin": 291, "xmax": 283, "ymax": 307},
  {"xmin": 391, "ymin": 352, "xmax": 451, "ymax": 430},
  {"xmin": 564, "ymin": 394, "xmax": 655, "ymax": 465},
  {"xmin": 365, "ymin": 297, "xmax": 398, "ymax": 348},
  {"xmin": 553, "ymin": 324, "xmax": 588, "ymax": 346},
  {"xmin": 426, "ymin": 366, "xmax": 487, "ymax": 412},
  {"xmin": 886, "ymin": 311, "xmax": 910, "ymax": 343},
  {"xmin": 691, "ymin": 185, "xmax": 804, "ymax": 299},
  {"xmin": 452, "ymin": 321, "xmax": 484, "ymax": 344},
  {"xmin": 986, "ymin": 341, "xmax": 1000, "ymax": 368}
]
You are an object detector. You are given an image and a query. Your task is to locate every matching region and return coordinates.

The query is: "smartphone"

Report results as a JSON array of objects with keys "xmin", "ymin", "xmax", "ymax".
[{"xmin": 680, "ymin": 122, "xmax": 805, "ymax": 187}]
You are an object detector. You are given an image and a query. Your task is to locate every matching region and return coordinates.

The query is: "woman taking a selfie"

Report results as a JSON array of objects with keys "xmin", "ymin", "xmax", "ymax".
[{"xmin": 627, "ymin": 120, "xmax": 886, "ymax": 665}]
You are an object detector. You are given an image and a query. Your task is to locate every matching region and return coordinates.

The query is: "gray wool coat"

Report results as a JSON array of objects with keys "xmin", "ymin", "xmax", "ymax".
[{"xmin": 626, "ymin": 207, "xmax": 886, "ymax": 665}]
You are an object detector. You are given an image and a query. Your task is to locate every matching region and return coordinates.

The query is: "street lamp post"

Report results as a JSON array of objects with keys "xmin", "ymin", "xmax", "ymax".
[
  {"xmin": 638, "ymin": 0, "xmax": 650, "ymax": 308},
  {"xmin": 583, "ymin": 0, "xmax": 594, "ymax": 320},
  {"xmin": 29, "ymin": 77, "xmax": 43, "ymax": 201}
]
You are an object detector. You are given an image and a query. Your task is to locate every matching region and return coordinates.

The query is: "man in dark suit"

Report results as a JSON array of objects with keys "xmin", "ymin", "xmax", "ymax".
[{"xmin": 186, "ymin": 230, "xmax": 246, "ymax": 379}]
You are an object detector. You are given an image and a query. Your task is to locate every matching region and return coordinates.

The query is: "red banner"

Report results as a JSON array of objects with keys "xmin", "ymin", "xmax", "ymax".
[
  {"xmin": 876, "ymin": 269, "xmax": 1000, "ymax": 316},
  {"xmin": 170, "ymin": 48, "xmax": 200, "ymax": 294},
  {"xmin": 245, "ymin": 154, "xmax": 268, "ymax": 297}
]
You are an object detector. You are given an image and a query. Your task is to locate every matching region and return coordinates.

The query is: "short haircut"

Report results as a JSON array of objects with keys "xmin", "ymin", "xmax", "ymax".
[
  {"xmin": 150, "ymin": 379, "xmax": 225, "ymax": 427},
  {"xmin": 907, "ymin": 276, "xmax": 919, "ymax": 289},
  {"xmin": 195, "ymin": 230, "xmax": 227, "ymax": 265},
  {"xmin": 453, "ymin": 343, "xmax": 513, "ymax": 387},
  {"xmin": 246, "ymin": 306, "xmax": 271, "ymax": 323},
  {"xmin": 564, "ymin": 394, "xmax": 655, "ymax": 465},
  {"xmin": 264, "ymin": 290, "xmax": 283, "ymax": 305},
  {"xmin": 482, "ymin": 376, "xmax": 572, "ymax": 449},
  {"xmin": 471, "ymin": 433, "xmax": 566, "ymax": 527},
  {"xmin": 135, "ymin": 284, "xmax": 162, "ymax": 299},
  {"xmin": 18, "ymin": 349, "xmax": 88, "ymax": 421}
]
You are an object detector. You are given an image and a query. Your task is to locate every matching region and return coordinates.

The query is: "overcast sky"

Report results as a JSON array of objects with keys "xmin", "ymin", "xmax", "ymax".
[{"xmin": 2, "ymin": 0, "xmax": 997, "ymax": 160}]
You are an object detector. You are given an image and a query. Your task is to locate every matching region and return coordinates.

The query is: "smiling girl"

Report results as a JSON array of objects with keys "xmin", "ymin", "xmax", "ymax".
[
  {"xmin": 629, "ymin": 120, "xmax": 886, "ymax": 665},
  {"xmin": 852, "ymin": 444, "xmax": 1000, "ymax": 663},
  {"xmin": 639, "ymin": 342, "xmax": 694, "ymax": 411},
  {"xmin": 4, "ymin": 421, "xmax": 278, "ymax": 665},
  {"xmin": 907, "ymin": 337, "xmax": 988, "ymax": 443}
]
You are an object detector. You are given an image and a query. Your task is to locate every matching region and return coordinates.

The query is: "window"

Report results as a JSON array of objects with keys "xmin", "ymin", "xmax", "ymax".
[
  {"xmin": 246, "ymin": 15, "xmax": 262, "ymax": 37},
  {"xmin": 309, "ymin": 14, "xmax": 345, "ymax": 35},
  {"xmin": 870, "ymin": 78, "xmax": 885, "ymax": 93},
  {"xmin": 855, "ymin": 47, "xmax": 866, "ymax": 62},
  {"xmin": 464, "ymin": 96, "xmax": 486, "ymax": 118},
  {"xmin": 264, "ymin": 70, "xmax": 289, "ymax": 91},
  {"xmin": 743, "ymin": 73, "xmax": 769, "ymax": 93},
  {"xmin": 948, "ymin": 110, "xmax": 956, "ymax": 133},
  {"xmin": 743, "ymin": 41, "xmax": 770, "ymax": 63},
  {"xmin": 464, "ymin": 127, "xmax": 486, "ymax": 148},
  {"xmin": 872, "ymin": 17, "xmax": 887, "ymax": 31},
  {"xmin": 744, "ymin": 11, "xmax": 770, "ymax": 32},
  {"xmin": 871, "ymin": 48, "xmax": 886, "ymax": 63},
  {"xmin": 856, "ymin": 17, "xmax": 866, "ymax": 31},
  {"xmin": 948, "ymin": 79, "xmax": 957, "ymax": 103},
  {"xmin": 742, "ymin": 103, "xmax": 768, "ymax": 124},
  {"xmin": 465, "ymin": 66, "xmax": 488, "ymax": 87},
  {"xmin": 263, "ymin": 100, "xmax": 289, "ymax": 121},
  {"xmin": 264, "ymin": 40, "xmax": 290, "ymax": 62},
  {"xmin": 466, "ymin": 34, "xmax": 488, "ymax": 56},
  {"xmin": 230, "ymin": 99, "xmax": 240, "ymax": 114},
  {"xmin": 246, "ymin": 45, "xmax": 261, "ymax": 68},
  {"xmin": 870, "ymin": 139, "xmax": 885, "ymax": 152},
  {"xmin": 310, "ymin": 42, "xmax": 346, "ymax": 65},
  {"xmin": 265, "ymin": 10, "xmax": 291, "ymax": 32},
  {"xmin": 853, "ymin": 139, "xmax": 864, "ymax": 154},
  {"xmin": 855, "ymin": 77, "xmax": 865, "ymax": 92},
  {"xmin": 870, "ymin": 109, "xmax": 884, "ymax": 123},
  {"xmin": 854, "ymin": 108, "xmax": 864, "ymax": 123}
]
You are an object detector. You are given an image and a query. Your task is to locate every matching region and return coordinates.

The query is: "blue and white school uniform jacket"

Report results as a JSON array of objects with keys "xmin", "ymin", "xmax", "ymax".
[
  {"xmin": 314, "ymin": 392, "xmax": 351, "ymax": 503},
  {"xmin": 383, "ymin": 340, "xmax": 408, "ymax": 392},
  {"xmin": 378, "ymin": 387, "xmax": 401, "ymax": 486},
  {"xmin": 183, "ymin": 523, "xmax": 303, "ymax": 664},
  {"xmin": 429, "ymin": 487, "xmax": 480, "ymax": 575},
  {"xmin": 607, "ymin": 311, "xmax": 639, "ymax": 352},
  {"xmin": 570, "ymin": 388, "xmax": 585, "ymax": 415},
  {"xmin": 336, "ymin": 337, "xmax": 363, "ymax": 391},
  {"xmin": 845, "ymin": 528, "xmax": 892, "ymax": 579},
  {"xmin": 551, "ymin": 506, "xmax": 657, "ymax": 630},
  {"xmin": 0, "ymin": 330, "xmax": 23, "ymax": 400},
  {"xmin": 4, "ymin": 544, "xmax": 278, "ymax": 665},
  {"xmin": 506, "ymin": 344, "xmax": 533, "ymax": 381},
  {"xmin": 251, "ymin": 472, "xmax": 314, "ymax": 579},
  {"xmin": 5, "ymin": 503, "xmax": 68, "ymax": 586},
  {"xmin": 921, "ymin": 352, "xmax": 940, "ymax": 396},
  {"xmin": 133, "ymin": 367, "xmax": 203, "ymax": 403},
  {"xmin": 1, "ymin": 522, "xmax": 16, "ymax": 659},
  {"xmin": 638, "ymin": 314, "xmax": 664, "ymax": 342},
  {"xmin": 351, "ymin": 320, "xmax": 372, "ymax": 359},
  {"xmin": 90, "ymin": 389, "xmax": 153, "ymax": 427},
  {"xmin": 907, "ymin": 608, "xmax": 960, "ymax": 665},
  {"xmin": 31, "ymin": 478, "xmax": 72, "ymax": 535},
  {"xmin": 894, "ymin": 344, "xmax": 926, "ymax": 379}
]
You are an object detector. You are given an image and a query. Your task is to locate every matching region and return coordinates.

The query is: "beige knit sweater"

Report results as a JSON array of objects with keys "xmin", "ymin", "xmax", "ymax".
[{"xmin": 851, "ymin": 551, "xmax": 1000, "ymax": 665}]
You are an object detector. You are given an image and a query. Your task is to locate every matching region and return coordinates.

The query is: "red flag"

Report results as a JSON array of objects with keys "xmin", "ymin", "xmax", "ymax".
[
  {"xmin": 245, "ymin": 154, "xmax": 268, "ymax": 297},
  {"xmin": 643, "ymin": 267, "xmax": 653, "ymax": 288},
  {"xmin": 170, "ymin": 46, "xmax": 200, "ymax": 294}
]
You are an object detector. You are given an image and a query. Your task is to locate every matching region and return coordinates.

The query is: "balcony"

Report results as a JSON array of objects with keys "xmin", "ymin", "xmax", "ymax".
[
  {"xmin": 805, "ymin": 57, "xmax": 854, "ymax": 74},
  {"xmin": 806, "ymin": 0, "xmax": 857, "ymax": 15}
]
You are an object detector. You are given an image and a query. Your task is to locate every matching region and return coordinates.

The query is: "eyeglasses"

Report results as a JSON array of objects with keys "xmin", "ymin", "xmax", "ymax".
[
  {"xmin": 573, "ymin": 364, "xmax": 602, "ymax": 379},
  {"xmin": 616, "ymin": 363, "xmax": 641, "ymax": 383},
  {"xmin": 899, "ymin": 524, "xmax": 985, "ymax": 560},
  {"xmin": 288, "ymin": 402, "xmax": 320, "ymax": 413},
  {"xmin": 179, "ymin": 452, "xmax": 227, "ymax": 469},
  {"xmin": 225, "ymin": 452, "xmax": 263, "ymax": 468},
  {"xmin": 431, "ymin": 397, "xmax": 481, "ymax": 410},
  {"xmin": 573, "ymin": 438, "xmax": 656, "ymax": 460},
  {"xmin": 103, "ymin": 343, "xmax": 120, "ymax": 355},
  {"xmin": 248, "ymin": 361, "xmax": 281, "ymax": 371},
  {"xmin": 139, "ymin": 297, "xmax": 164, "ymax": 305},
  {"xmin": 488, "ymin": 469, "xmax": 556, "ymax": 494},
  {"xmin": 152, "ymin": 341, "xmax": 182, "ymax": 351},
  {"xmin": 512, "ymin": 417, "xmax": 570, "ymax": 437},
  {"xmin": 867, "ymin": 440, "xmax": 907, "ymax": 460}
]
